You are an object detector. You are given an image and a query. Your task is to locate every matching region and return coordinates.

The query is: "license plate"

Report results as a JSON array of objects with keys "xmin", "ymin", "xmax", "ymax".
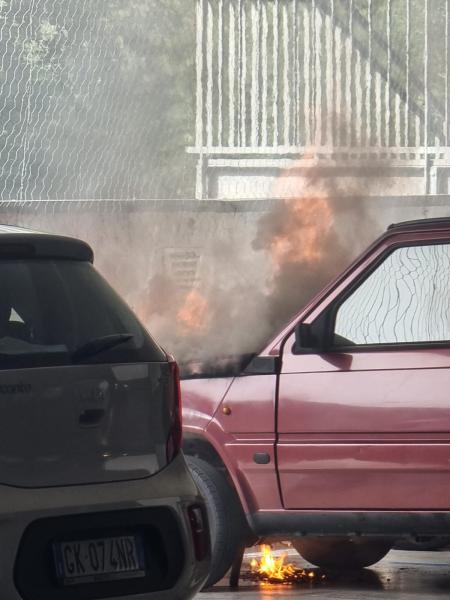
[{"xmin": 53, "ymin": 534, "xmax": 146, "ymax": 585}]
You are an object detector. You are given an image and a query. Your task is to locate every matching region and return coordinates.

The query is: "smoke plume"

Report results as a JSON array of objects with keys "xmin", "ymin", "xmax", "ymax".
[
  {"xmin": 1, "ymin": 162, "xmax": 380, "ymax": 377},
  {"xmin": 133, "ymin": 161, "xmax": 379, "ymax": 374},
  {"xmin": 252, "ymin": 162, "xmax": 378, "ymax": 336}
]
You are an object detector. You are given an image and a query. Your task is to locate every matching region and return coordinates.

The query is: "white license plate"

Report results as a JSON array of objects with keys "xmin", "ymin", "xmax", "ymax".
[{"xmin": 53, "ymin": 534, "xmax": 146, "ymax": 585}]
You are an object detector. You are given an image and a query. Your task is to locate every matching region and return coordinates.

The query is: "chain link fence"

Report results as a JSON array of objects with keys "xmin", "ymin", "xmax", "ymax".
[{"xmin": 0, "ymin": 0, "xmax": 195, "ymax": 200}]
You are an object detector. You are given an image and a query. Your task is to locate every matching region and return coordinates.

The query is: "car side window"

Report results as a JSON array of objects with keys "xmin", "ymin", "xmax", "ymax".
[{"xmin": 334, "ymin": 243, "xmax": 450, "ymax": 346}]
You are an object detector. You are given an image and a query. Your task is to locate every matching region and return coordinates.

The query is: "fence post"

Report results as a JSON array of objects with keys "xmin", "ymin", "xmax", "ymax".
[{"xmin": 424, "ymin": 0, "xmax": 430, "ymax": 194}]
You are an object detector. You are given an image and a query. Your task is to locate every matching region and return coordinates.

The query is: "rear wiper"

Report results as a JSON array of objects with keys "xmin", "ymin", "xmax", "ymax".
[{"xmin": 72, "ymin": 334, "xmax": 134, "ymax": 362}]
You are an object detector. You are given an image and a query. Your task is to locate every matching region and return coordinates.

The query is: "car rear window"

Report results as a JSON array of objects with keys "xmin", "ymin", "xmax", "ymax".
[{"xmin": 0, "ymin": 259, "xmax": 165, "ymax": 369}]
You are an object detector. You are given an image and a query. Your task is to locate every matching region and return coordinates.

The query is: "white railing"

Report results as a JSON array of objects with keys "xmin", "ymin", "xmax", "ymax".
[{"xmin": 189, "ymin": 0, "xmax": 450, "ymax": 198}]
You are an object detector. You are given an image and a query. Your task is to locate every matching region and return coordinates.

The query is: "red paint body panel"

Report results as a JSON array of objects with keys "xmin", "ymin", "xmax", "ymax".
[
  {"xmin": 209, "ymin": 375, "xmax": 280, "ymax": 512},
  {"xmin": 213, "ymin": 375, "xmax": 276, "ymax": 433},
  {"xmin": 279, "ymin": 353, "xmax": 450, "ymax": 433},
  {"xmin": 181, "ymin": 377, "xmax": 233, "ymax": 432},
  {"xmin": 277, "ymin": 229, "xmax": 450, "ymax": 510},
  {"xmin": 210, "ymin": 428, "xmax": 279, "ymax": 512},
  {"xmin": 183, "ymin": 375, "xmax": 281, "ymax": 512},
  {"xmin": 182, "ymin": 222, "xmax": 450, "ymax": 533},
  {"xmin": 278, "ymin": 443, "xmax": 450, "ymax": 509}
]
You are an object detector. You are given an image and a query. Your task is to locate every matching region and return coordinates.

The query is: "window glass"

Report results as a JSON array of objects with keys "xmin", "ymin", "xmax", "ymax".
[
  {"xmin": 334, "ymin": 244, "xmax": 450, "ymax": 345},
  {"xmin": 0, "ymin": 259, "xmax": 165, "ymax": 369}
]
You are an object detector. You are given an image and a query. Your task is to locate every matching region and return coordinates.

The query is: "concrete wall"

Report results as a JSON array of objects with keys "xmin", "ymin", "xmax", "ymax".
[
  {"xmin": 0, "ymin": 196, "xmax": 448, "ymax": 359},
  {"xmin": 0, "ymin": 195, "xmax": 448, "ymax": 296}
]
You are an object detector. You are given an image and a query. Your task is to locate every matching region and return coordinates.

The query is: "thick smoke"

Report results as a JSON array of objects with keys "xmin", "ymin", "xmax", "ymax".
[
  {"xmin": 130, "ymin": 163, "xmax": 379, "ymax": 374},
  {"xmin": 2, "ymin": 164, "xmax": 379, "ymax": 376},
  {"xmin": 132, "ymin": 234, "xmax": 274, "ymax": 371},
  {"xmin": 252, "ymin": 163, "xmax": 378, "ymax": 337}
]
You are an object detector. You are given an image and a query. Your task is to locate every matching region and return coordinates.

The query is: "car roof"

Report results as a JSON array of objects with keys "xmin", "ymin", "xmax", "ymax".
[
  {"xmin": 0, "ymin": 224, "xmax": 93, "ymax": 262},
  {"xmin": 388, "ymin": 217, "xmax": 450, "ymax": 232}
]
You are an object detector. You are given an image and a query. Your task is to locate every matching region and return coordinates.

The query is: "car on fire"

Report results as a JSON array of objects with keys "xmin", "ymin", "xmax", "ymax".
[
  {"xmin": 183, "ymin": 217, "xmax": 450, "ymax": 586},
  {"xmin": 0, "ymin": 225, "xmax": 209, "ymax": 600}
]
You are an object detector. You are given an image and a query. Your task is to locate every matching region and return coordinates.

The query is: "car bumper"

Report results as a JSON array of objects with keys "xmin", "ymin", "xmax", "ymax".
[{"xmin": 0, "ymin": 452, "xmax": 209, "ymax": 600}]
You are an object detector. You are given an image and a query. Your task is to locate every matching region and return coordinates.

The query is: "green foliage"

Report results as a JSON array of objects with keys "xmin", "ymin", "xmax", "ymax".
[
  {"xmin": 0, "ymin": 0, "xmax": 198, "ymax": 199},
  {"xmin": 104, "ymin": 0, "xmax": 196, "ymax": 197}
]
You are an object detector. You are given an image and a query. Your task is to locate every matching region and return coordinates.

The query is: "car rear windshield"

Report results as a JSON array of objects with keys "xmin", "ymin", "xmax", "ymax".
[{"xmin": 0, "ymin": 259, "xmax": 165, "ymax": 369}]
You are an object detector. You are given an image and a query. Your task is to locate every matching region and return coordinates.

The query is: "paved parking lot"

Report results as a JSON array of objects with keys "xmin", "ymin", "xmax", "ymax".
[{"xmin": 199, "ymin": 549, "xmax": 450, "ymax": 599}]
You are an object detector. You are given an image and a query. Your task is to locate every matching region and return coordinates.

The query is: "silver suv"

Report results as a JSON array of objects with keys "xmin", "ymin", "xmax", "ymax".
[{"xmin": 0, "ymin": 225, "xmax": 209, "ymax": 600}]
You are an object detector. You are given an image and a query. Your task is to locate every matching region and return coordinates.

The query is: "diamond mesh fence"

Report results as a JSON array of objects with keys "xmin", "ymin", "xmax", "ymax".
[{"xmin": 0, "ymin": 0, "xmax": 195, "ymax": 200}]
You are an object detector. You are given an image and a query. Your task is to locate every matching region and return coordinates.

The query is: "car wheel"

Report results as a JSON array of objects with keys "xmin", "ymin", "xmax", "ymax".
[
  {"xmin": 293, "ymin": 537, "xmax": 392, "ymax": 569},
  {"xmin": 187, "ymin": 456, "xmax": 246, "ymax": 588}
]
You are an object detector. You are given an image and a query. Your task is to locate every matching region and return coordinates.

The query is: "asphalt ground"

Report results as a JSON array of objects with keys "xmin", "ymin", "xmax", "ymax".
[{"xmin": 198, "ymin": 548, "xmax": 450, "ymax": 599}]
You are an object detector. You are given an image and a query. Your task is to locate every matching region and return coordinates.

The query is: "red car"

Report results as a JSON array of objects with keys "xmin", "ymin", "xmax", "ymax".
[{"xmin": 182, "ymin": 217, "xmax": 450, "ymax": 586}]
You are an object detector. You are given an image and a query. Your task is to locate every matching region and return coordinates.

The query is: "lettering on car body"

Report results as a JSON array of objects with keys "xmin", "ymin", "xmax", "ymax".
[{"xmin": 0, "ymin": 383, "xmax": 32, "ymax": 394}]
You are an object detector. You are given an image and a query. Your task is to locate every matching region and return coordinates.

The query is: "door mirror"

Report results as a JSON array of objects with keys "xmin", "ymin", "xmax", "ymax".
[
  {"xmin": 294, "ymin": 317, "xmax": 331, "ymax": 353},
  {"xmin": 294, "ymin": 322, "xmax": 316, "ymax": 352}
]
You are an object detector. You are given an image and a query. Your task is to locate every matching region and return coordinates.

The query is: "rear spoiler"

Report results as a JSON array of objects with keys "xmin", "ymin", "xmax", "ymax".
[{"xmin": 0, "ymin": 233, "xmax": 93, "ymax": 262}]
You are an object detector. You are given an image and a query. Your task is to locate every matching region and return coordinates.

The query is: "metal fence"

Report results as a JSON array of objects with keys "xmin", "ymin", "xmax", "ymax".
[
  {"xmin": 0, "ymin": 0, "xmax": 194, "ymax": 200},
  {"xmin": 1, "ymin": 1, "xmax": 449, "ymax": 201},
  {"xmin": 189, "ymin": 0, "xmax": 450, "ymax": 198}
]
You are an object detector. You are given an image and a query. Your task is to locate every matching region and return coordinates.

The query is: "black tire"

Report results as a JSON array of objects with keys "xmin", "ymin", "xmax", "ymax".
[
  {"xmin": 293, "ymin": 537, "xmax": 392, "ymax": 570},
  {"xmin": 394, "ymin": 537, "xmax": 450, "ymax": 551},
  {"xmin": 187, "ymin": 456, "xmax": 246, "ymax": 588}
]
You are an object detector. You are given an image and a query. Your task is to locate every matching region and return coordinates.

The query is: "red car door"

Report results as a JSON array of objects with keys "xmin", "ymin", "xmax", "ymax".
[{"xmin": 277, "ymin": 235, "xmax": 450, "ymax": 510}]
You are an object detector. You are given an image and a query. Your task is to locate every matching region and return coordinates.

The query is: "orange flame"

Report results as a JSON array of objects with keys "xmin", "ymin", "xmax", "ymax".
[
  {"xmin": 251, "ymin": 545, "xmax": 297, "ymax": 582},
  {"xmin": 270, "ymin": 197, "xmax": 334, "ymax": 272},
  {"xmin": 248, "ymin": 545, "xmax": 324, "ymax": 586},
  {"xmin": 268, "ymin": 152, "xmax": 335, "ymax": 273},
  {"xmin": 176, "ymin": 289, "xmax": 208, "ymax": 333}
]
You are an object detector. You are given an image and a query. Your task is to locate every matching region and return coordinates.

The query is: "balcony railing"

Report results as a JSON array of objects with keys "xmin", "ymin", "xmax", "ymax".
[{"xmin": 188, "ymin": 0, "xmax": 450, "ymax": 199}]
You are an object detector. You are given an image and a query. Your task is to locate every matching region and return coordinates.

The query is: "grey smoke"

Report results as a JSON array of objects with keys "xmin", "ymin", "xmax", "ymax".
[
  {"xmin": 252, "ymin": 165, "xmax": 379, "ymax": 338},
  {"xmin": 131, "ymin": 166, "xmax": 379, "ymax": 370},
  {"xmin": 1, "ymin": 165, "xmax": 379, "ymax": 373}
]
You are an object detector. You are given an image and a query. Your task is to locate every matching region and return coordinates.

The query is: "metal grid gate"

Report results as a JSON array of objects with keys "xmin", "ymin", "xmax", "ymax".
[{"xmin": 189, "ymin": 0, "xmax": 450, "ymax": 198}]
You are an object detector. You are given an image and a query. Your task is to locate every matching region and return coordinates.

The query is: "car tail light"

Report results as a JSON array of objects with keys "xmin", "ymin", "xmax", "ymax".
[
  {"xmin": 187, "ymin": 504, "xmax": 209, "ymax": 561},
  {"xmin": 166, "ymin": 359, "xmax": 182, "ymax": 463}
]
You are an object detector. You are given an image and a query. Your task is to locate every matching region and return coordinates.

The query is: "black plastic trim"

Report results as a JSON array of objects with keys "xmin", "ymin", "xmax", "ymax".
[
  {"xmin": 244, "ymin": 356, "xmax": 281, "ymax": 375},
  {"xmin": 14, "ymin": 507, "xmax": 184, "ymax": 600},
  {"xmin": 0, "ymin": 233, "xmax": 93, "ymax": 262},
  {"xmin": 388, "ymin": 217, "xmax": 450, "ymax": 232},
  {"xmin": 249, "ymin": 511, "xmax": 450, "ymax": 538},
  {"xmin": 253, "ymin": 453, "xmax": 271, "ymax": 465}
]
